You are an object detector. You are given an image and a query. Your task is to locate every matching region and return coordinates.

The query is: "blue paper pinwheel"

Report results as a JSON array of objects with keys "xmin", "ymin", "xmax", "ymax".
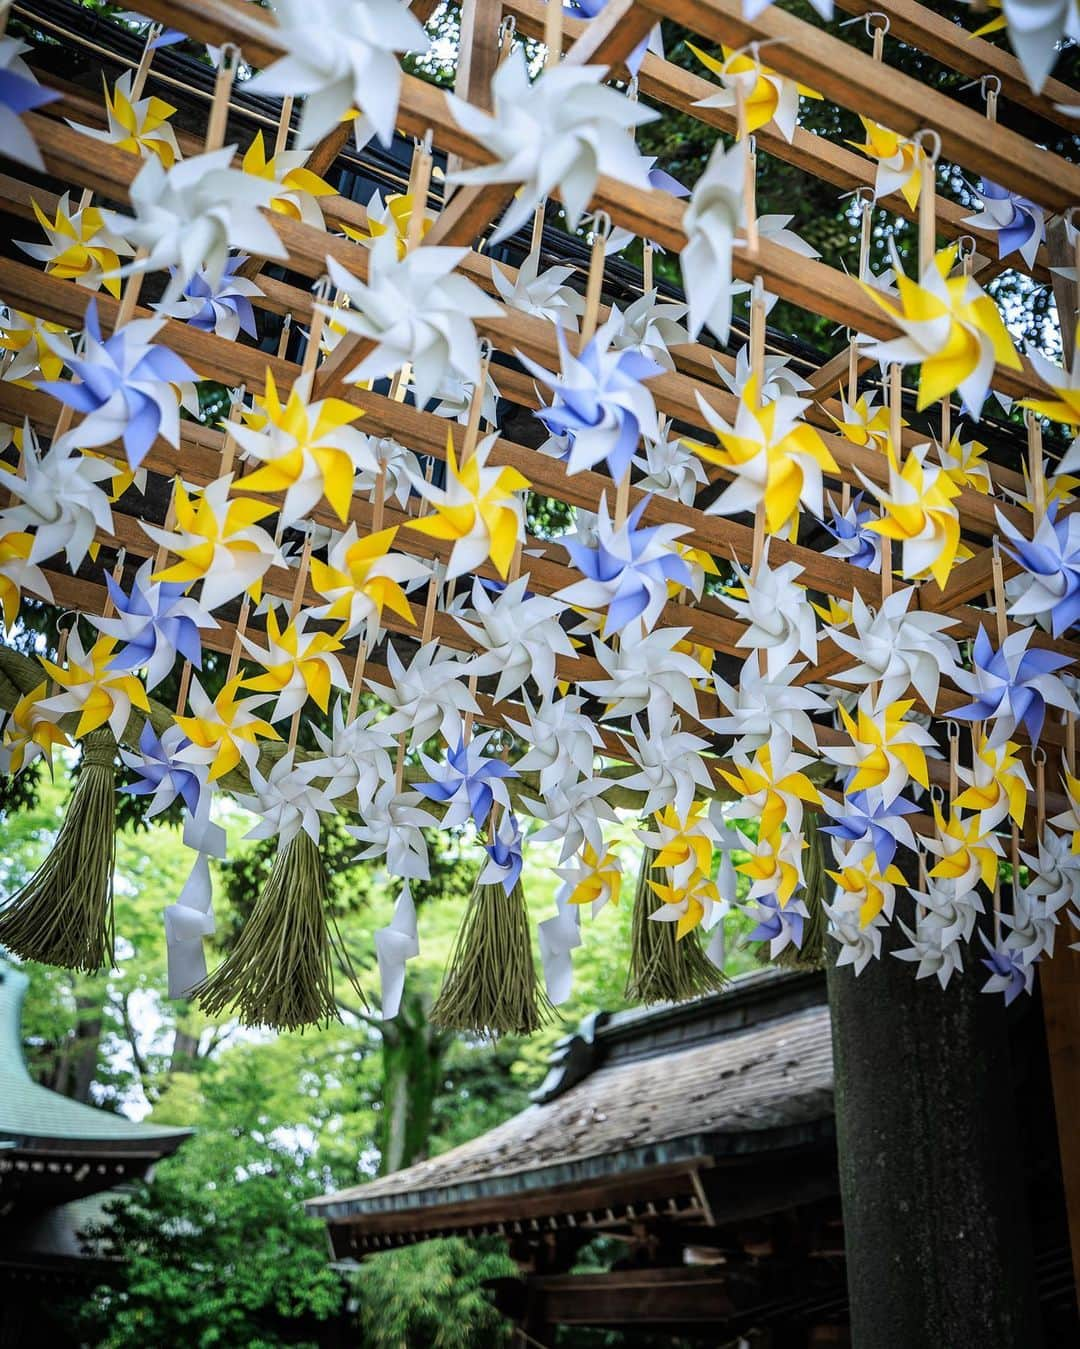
[
  {"xmin": 100, "ymin": 560, "xmax": 213, "ymax": 690},
  {"xmin": 950, "ymin": 626, "xmax": 1075, "ymax": 748},
  {"xmin": 747, "ymin": 892, "xmax": 804, "ymax": 952},
  {"xmin": 822, "ymin": 492, "xmax": 880, "ymax": 571},
  {"xmin": 416, "ymin": 732, "xmax": 517, "ymax": 832},
  {"xmin": 998, "ymin": 502, "xmax": 1080, "ymax": 638},
  {"xmin": 480, "ymin": 811, "xmax": 525, "ymax": 895},
  {"xmin": 979, "ymin": 932, "xmax": 1033, "ymax": 1006},
  {"xmin": 165, "ymin": 253, "xmax": 260, "ymax": 341},
  {"xmin": 820, "ymin": 788, "xmax": 919, "ymax": 873},
  {"xmin": 965, "ymin": 179, "xmax": 1044, "ymax": 268},
  {"xmin": 123, "ymin": 720, "xmax": 205, "ymax": 819},
  {"xmin": 0, "ymin": 38, "xmax": 60, "ymax": 170}
]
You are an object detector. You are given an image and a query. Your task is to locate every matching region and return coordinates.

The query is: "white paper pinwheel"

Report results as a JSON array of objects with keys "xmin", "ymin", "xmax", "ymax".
[
  {"xmin": 367, "ymin": 642, "xmax": 479, "ymax": 750},
  {"xmin": 606, "ymin": 292, "xmax": 691, "ymax": 374},
  {"xmin": 310, "ymin": 702, "xmax": 396, "ymax": 806},
  {"xmin": 454, "ymin": 576, "xmax": 575, "ymax": 704},
  {"xmin": 708, "ymin": 656, "xmax": 828, "ymax": 754},
  {"xmin": 0, "ymin": 35, "xmax": 60, "ymax": 170},
  {"xmin": 892, "ymin": 881, "xmax": 977, "ymax": 989},
  {"xmin": 347, "ymin": 781, "xmax": 438, "ymax": 879},
  {"xmin": 520, "ymin": 775, "xmax": 620, "ymax": 865},
  {"xmin": 826, "ymin": 901, "xmax": 885, "ymax": 976},
  {"xmin": 731, "ymin": 215, "xmax": 820, "ymax": 313},
  {"xmin": 375, "ymin": 881, "xmax": 420, "ymax": 1019},
  {"xmin": 246, "ymin": 0, "xmax": 430, "ymax": 147},
  {"xmin": 424, "ymin": 369, "xmax": 501, "ymax": 428},
  {"xmin": 39, "ymin": 302, "xmax": 198, "ymax": 471},
  {"xmin": 996, "ymin": 0, "xmax": 1079, "ymax": 94},
  {"xmin": 538, "ymin": 882, "xmax": 583, "ymax": 1006},
  {"xmin": 491, "ymin": 251, "xmax": 584, "ymax": 330},
  {"xmin": 326, "ymin": 234, "xmax": 502, "ymax": 409},
  {"xmin": 633, "ymin": 426, "xmax": 708, "ymax": 505},
  {"xmin": 558, "ymin": 495, "xmax": 689, "ymax": 636},
  {"xmin": 581, "ymin": 626, "xmax": 708, "ymax": 726},
  {"xmin": 620, "ymin": 714, "xmax": 713, "ymax": 818},
  {"xmin": 1020, "ymin": 830, "xmax": 1080, "ymax": 924},
  {"xmin": 505, "ymin": 693, "xmax": 602, "ymax": 797},
  {"xmin": 0, "ymin": 420, "xmax": 114, "ymax": 570},
  {"xmin": 164, "ymin": 854, "xmax": 216, "ymax": 1000},
  {"xmin": 828, "ymin": 587, "xmax": 961, "ymax": 711},
  {"xmin": 1001, "ymin": 885, "xmax": 1059, "ymax": 967},
  {"xmin": 143, "ymin": 476, "xmax": 282, "ymax": 612},
  {"xmin": 720, "ymin": 550, "xmax": 818, "ymax": 678},
  {"xmin": 237, "ymin": 750, "xmax": 340, "ymax": 849},
  {"xmin": 92, "ymin": 558, "xmax": 216, "ymax": 690},
  {"xmin": 679, "ymin": 138, "xmax": 746, "ymax": 344},
  {"xmin": 714, "ymin": 345, "xmax": 812, "ymax": 404},
  {"xmin": 446, "ymin": 48, "xmax": 656, "ymax": 243},
  {"xmin": 356, "ymin": 435, "xmax": 422, "ymax": 510}
]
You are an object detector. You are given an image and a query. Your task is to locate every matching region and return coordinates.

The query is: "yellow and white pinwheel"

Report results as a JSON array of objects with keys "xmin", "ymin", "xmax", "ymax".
[
  {"xmin": 232, "ymin": 369, "xmax": 374, "ymax": 526},
  {"xmin": 926, "ymin": 803, "xmax": 1003, "ymax": 892},
  {"xmin": 689, "ymin": 43, "xmax": 822, "ymax": 143},
  {"xmin": 848, "ymin": 118, "xmax": 926, "ymax": 209},
  {"xmin": 736, "ymin": 828, "xmax": 806, "ymax": 908},
  {"xmin": 241, "ymin": 131, "xmax": 337, "ymax": 228},
  {"xmin": 688, "ymin": 379, "xmax": 838, "ymax": 536},
  {"xmin": 73, "ymin": 71, "xmax": 181, "ymax": 168},
  {"xmin": 144, "ymin": 476, "xmax": 282, "ymax": 611},
  {"xmin": 645, "ymin": 800, "xmax": 716, "ymax": 887},
  {"xmin": 719, "ymin": 738, "xmax": 823, "ymax": 843},
  {"xmin": 174, "ymin": 675, "xmax": 280, "ymax": 782},
  {"xmin": 859, "ymin": 442, "xmax": 961, "ymax": 590},
  {"xmin": 1022, "ymin": 327, "xmax": 1080, "ymax": 428},
  {"xmin": 408, "ymin": 432, "xmax": 530, "ymax": 580},
  {"xmin": 935, "ymin": 427, "xmax": 993, "ymax": 494},
  {"xmin": 36, "ymin": 629, "xmax": 149, "ymax": 741},
  {"xmin": 558, "ymin": 841, "xmax": 623, "ymax": 918},
  {"xmin": 831, "ymin": 697, "xmax": 936, "ymax": 804},
  {"xmin": 0, "ymin": 531, "xmax": 52, "ymax": 630},
  {"xmin": 19, "ymin": 195, "xmax": 133, "ymax": 298},
  {"xmin": 342, "ymin": 190, "xmax": 431, "ymax": 259},
  {"xmin": 0, "ymin": 681, "xmax": 71, "ymax": 777},
  {"xmin": 0, "ymin": 308, "xmax": 72, "ymax": 385},
  {"xmin": 648, "ymin": 867, "xmax": 722, "ymax": 939},
  {"xmin": 239, "ymin": 608, "xmax": 349, "ymax": 721},
  {"xmin": 310, "ymin": 523, "xmax": 430, "ymax": 638},
  {"xmin": 828, "ymin": 853, "xmax": 907, "ymax": 927},
  {"xmin": 827, "ymin": 390, "xmax": 894, "ymax": 452},
  {"xmin": 1050, "ymin": 769, "xmax": 1080, "ymax": 853},
  {"xmin": 859, "ymin": 245, "xmax": 1020, "ymax": 415},
  {"xmin": 954, "ymin": 735, "xmax": 1030, "ymax": 832}
]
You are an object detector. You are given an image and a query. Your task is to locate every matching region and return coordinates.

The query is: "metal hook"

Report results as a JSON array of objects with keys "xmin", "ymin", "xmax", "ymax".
[
  {"xmin": 912, "ymin": 128, "xmax": 941, "ymax": 165},
  {"xmin": 955, "ymin": 234, "xmax": 977, "ymax": 260},
  {"xmin": 498, "ymin": 14, "xmax": 515, "ymax": 42},
  {"xmin": 947, "ymin": 719, "xmax": 961, "ymax": 742},
  {"xmin": 930, "ymin": 783, "xmax": 946, "ymax": 805},
  {"xmin": 592, "ymin": 209, "xmax": 613, "ymax": 240}
]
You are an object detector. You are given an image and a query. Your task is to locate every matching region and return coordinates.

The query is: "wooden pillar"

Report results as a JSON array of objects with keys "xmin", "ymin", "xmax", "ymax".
[{"xmin": 827, "ymin": 891, "xmax": 1043, "ymax": 1348}]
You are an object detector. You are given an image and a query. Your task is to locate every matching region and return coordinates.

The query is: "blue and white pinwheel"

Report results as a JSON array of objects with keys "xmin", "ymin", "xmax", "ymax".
[
  {"xmin": 156, "ymin": 253, "xmax": 263, "ymax": 342},
  {"xmin": 122, "ymin": 720, "xmax": 207, "ymax": 822},
  {"xmin": 39, "ymin": 300, "xmax": 197, "ymax": 470},
  {"xmin": 558, "ymin": 494, "xmax": 691, "ymax": 635},
  {"xmin": 820, "ymin": 788, "xmax": 920, "ymax": 873},
  {"xmin": 963, "ymin": 178, "xmax": 1045, "ymax": 270},
  {"xmin": 478, "ymin": 811, "xmax": 525, "ymax": 895},
  {"xmin": 980, "ymin": 932, "xmax": 1034, "ymax": 1005},
  {"xmin": 0, "ymin": 35, "xmax": 59, "ymax": 171},
  {"xmin": 520, "ymin": 322, "xmax": 662, "ymax": 484},
  {"xmin": 417, "ymin": 731, "xmax": 516, "ymax": 831},
  {"xmin": 95, "ymin": 558, "xmax": 216, "ymax": 690},
  {"xmin": 998, "ymin": 502, "xmax": 1080, "ymax": 638},
  {"xmin": 950, "ymin": 626, "xmax": 1076, "ymax": 748},
  {"xmin": 746, "ymin": 892, "xmax": 807, "ymax": 958},
  {"xmin": 822, "ymin": 492, "xmax": 881, "ymax": 571}
]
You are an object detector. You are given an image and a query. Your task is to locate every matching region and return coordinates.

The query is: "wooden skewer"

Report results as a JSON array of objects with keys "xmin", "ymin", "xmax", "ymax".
[
  {"xmin": 346, "ymin": 638, "xmax": 367, "ymax": 723},
  {"xmin": 1067, "ymin": 713, "xmax": 1077, "ymax": 778},
  {"xmin": 405, "ymin": 134, "xmax": 433, "ymax": 253},
  {"xmin": 579, "ymin": 216, "xmax": 610, "ymax": 347},
  {"xmin": 273, "ymin": 94, "xmax": 294, "ymax": 157},
  {"xmin": 276, "ymin": 313, "xmax": 292, "ymax": 362},
  {"xmin": 204, "ymin": 44, "xmax": 240, "ymax": 154},
  {"xmin": 284, "ymin": 533, "xmax": 314, "ymax": 754},
  {"xmin": 543, "ymin": 0, "xmax": 564, "ymax": 66},
  {"xmin": 1026, "ymin": 410, "xmax": 1046, "ymax": 523},
  {"xmin": 174, "ymin": 658, "xmax": 192, "ymax": 717},
  {"xmin": 990, "ymin": 538, "xmax": 1009, "ymax": 648},
  {"xmin": 460, "ymin": 343, "xmax": 493, "ymax": 467},
  {"xmin": 917, "ymin": 132, "xmax": 938, "ymax": 275},
  {"xmin": 113, "ymin": 250, "xmax": 149, "ymax": 330},
  {"xmin": 881, "ymin": 363, "xmax": 901, "ymax": 603},
  {"xmin": 129, "ymin": 23, "xmax": 163, "ymax": 102},
  {"xmin": 300, "ymin": 281, "xmax": 330, "ymax": 380},
  {"xmin": 642, "ymin": 240, "xmax": 654, "ymax": 296}
]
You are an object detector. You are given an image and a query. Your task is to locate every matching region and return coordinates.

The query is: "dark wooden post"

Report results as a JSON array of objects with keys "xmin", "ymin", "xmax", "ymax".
[{"xmin": 827, "ymin": 899, "xmax": 1043, "ymax": 1348}]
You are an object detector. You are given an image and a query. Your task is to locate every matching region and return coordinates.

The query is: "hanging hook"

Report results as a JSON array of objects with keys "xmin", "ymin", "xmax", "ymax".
[{"xmin": 912, "ymin": 128, "xmax": 942, "ymax": 165}]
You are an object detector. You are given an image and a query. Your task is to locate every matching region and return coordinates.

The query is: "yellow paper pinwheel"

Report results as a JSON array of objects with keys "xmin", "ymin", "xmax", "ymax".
[
  {"xmin": 936, "ymin": 428, "xmax": 993, "ymax": 495},
  {"xmin": 1022, "ymin": 325, "xmax": 1080, "ymax": 428},
  {"xmin": 827, "ymin": 391, "xmax": 895, "ymax": 452},
  {"xmin": 38, "ymin": 632, "xmax": 149, "ymax": 740},
  {"xmin": 23, "ymin": 196, "xmax": 132, "ymax": 298},
  {"xmin": 240, "ymin": 609, "xmax": 348, "ymax": 720},
  {"xmin": 342, "ymin": 190, "xmax": 432, "ymax": 259},
  {"xmin": 954, "ymin": 735, "xmax": 1029, "ymax": 831},
  {"xmin": 234, "ymin": 369, "xmax": 371, "ymax": 525},
  {"xmin": 928, "ymin": 804, "xmax": 1002, "ymax": 892},
  {"xmin": 861, "ymin": 443, "xmax": 961, "ymax": 590},
  {"xmin": 810, "ymin": 596, "xmax": 853, "ymax": 628},
  {"xmin": 835, "ymin": 698, "xmax": 933, "ymax": 800},
  {"xmin": 719, "ymin": 741, "xmax": 822, "ymax": 844},
  {"xmin": 689, "ymin": 43, "xmax": 821, "ymax": 142},
  {"xmin": 651, "ymin": 801, "xmax": 715, "ymax": 879},
  {"xmin": 828, "ymin": 854, "xmax": 907, "ymax": 928},
  {"xmin": 1051, "ymin": 772, "xmax": 1080, "ymax": 853},
  {"xmin": 860, "ymin": 246, "xmax": 1020, "ymax": 414},
  {"xmin": 310, "ymin": 523, "xmax": 429, "ymax": 637},
  {"xmin": 174, "ymin": 675, "xmax": 280, "ymax": 782},
  {"xmin": 95, "ymin": 72, "xmax": 181, "ymax": 167},
  {"xmin": 408, "ymin": 432, "xmax": 530, "ymax": 580},
  {"xmin": 0, "ymin": 531, "xmax": 51, "ymax": 630},
  {"xmin": 848, "ymin": 117, "xmax": 925, "ymax": 209},
  {"xmin": 564, "ymin": 842, "xmax": 623, "ymax": 912},
  {"xmin": 0, "ymin": 681, "xmax": 71, "ymax": 776},
  {"xmin": 241, "ymin": 131, "xmax": 336, "ymax": 223},
  {"xmin": 648, "ymin": 868, "xmax": 721, "ymax": 940},
  {"xmin": 0, "ymin": 309, "xmax": 70, "ymax": 385}
]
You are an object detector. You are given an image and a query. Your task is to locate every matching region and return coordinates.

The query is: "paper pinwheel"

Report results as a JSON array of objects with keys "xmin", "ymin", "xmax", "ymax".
[
  {"xmin": 563, "ymin": 0, "xmax": 664, "ymax": 75},
  {"xmin": 0, "ymin": 531, "xmax": 53, "ymax": 630},
  {"xmin": 558, "ymin": 495, "xmax": 689, "ymax": 636},
  {"xmin": 828, "ymin": 587, "xmax": 961, "ymax": 710},
  {"xmin": 690, "ymin": 43, "xmax": 821, "ymax": 143},
  {"xmin": 1020, "ymin": 830, "xmax": 1080, "ymax": 922},
  {"xmin": 406, "ymin": 432, "xmax": 529, "ymax": 581},
  {"xmin": 689, "ymin": 380, "xmax": 837, "ymax": 535},
  {"xmin": 820, "ymin": 789, "xmax": 920, "ymax": 873},
  {"xmin": 0, "ymin": 34, "xmax": 59, "ymax": 170},
  {"xmin": 232, "ymin": 369, "xmax": 375, "ymax": 526},
  {"xmin": 556, "ymin": 841, "xmax": 623, "ymax": 918},
  {"xmin": 720, "ymin": 550, "xmax": 819, "ymax": 678},
  {"xmin": 935, "ymin": 427, "xmax": 993, "ymax": 495},
  {"xmin": 0, "ymin": 682, "xmax": 71, "ymax": 777},
  {"xmin": 1023, "ymin": 334, "xmax": 1080, "ymax": 428},
  {"xmin": 506, "ymin": 694, "xmax": 602, "ymax": 796},
  {"xmin": 827, "ymin": 852, "xmax": 907, "ymax": 927},
  {"xmin": 955, "ymin": 736, "xmax": 1031, "ymax": 835},
  {"xmin": 829, "ymin": 697, "xmax": 936, "ymax": 805},
  {"xmin": 342, "ymin": 189, "xmax": 431, "ymax": 257},
  {"xmin": 454, "ymin": 576, "xmax": 575, "ymax": 704},
  {"xmin": 649, "ymin": 868, "xmax": 724, "ymax": 940},
  {"xmin": 446, "ymin": 48, "xmax": 655, "ymax": 243},
  {"xmin": 39, "ymin": 301, "xmax": 198, "ymax": 471},
  {"xmin": 925, "ymin": 803, "xmax": 1003, "ymax": 893},
  {"xmin": 645, "ymin": 799, "xmax": 722, "ymax": 887},
  {"xmin": 122, "ymin": 720, "xmax": 209, "ymax": 822},
  {"xmin": 417, "ymin": 731, "xmax": 515, "ymax": 831},
  {"xmin": 737, "ymin": 827, "xmax": 807, "ymax": 907},
  {"xmin": 93, "ymin": 558, "xmax": 216, "ymax": 690},
  {"xmin": 310, "ymin": 702, "xmax": 396, "ymax": 807},
  {"xmin": 950, "ymin": 626, "xmax": 1076, "ymax": 748},
  {"xmin": 849, "ymin": 118, "xmax": 926, "ymax": 209},
  {"xmin": 715, "ymin": 347, "xmax": 812, "ymax": 405},
  {"xmin": 1050, "ymin": 768, "xmax": 1080, "ymax": 853},
  {"xmin": 980, "ymin": 933, "xmax": 1034, "ymax": 1005},
  {"xmin": 748, "ymin": 892, "xmax": 809, "ymax": 959},
  {"xmin": 708, "ymin": 656, "xmax": 828, "ymax": 754},
  {"xmin": 241, "ymin": 130, "xmax": 336, "ymax": 228},
  {"xmin": 173, "ymin": 676, "xmax": 280, "ymax": 781},
  {"xmin": 375, "ymin": 882, "xmax": 420, "ymax": 1019},
  {"xmin": 36, "ymin": 629, "xmax": 149, "ymax": 741},
  {"xmin": 634, "ymin": 426, "xmax": 708, "ymax": 506},
  {"xmin": 347, "ymin": 781, "xmax": 438, "ymax": 880},
  {"xmin": 144, "ymin": 476, "xmax": 281, "ymax": 610},
  {"xmin": 679, "ymin": 138, "xmax": 746, "ymax": 344},
  {"xmin": 994, "ymin": 0, "xmax": 1080, "ymax": 95},
  {"xmin": 826, "ymin": 899, "xmax": 884, "ymax": 975},
  {"xmin": 963, "ymin": 179, "xmax": 1045, "ymax": 269},
  {"xmin": 857, "ymin": 443, "xmax": 961, "ymax": 590},
  {"xmin": 821, "ymin": 493, "xmax": 881, "ymax": 571},
  {"xmin": 310, "ymin": 523, "xmax": 428, "ymax": 638},
  {"xmin": 490, "ymin": 250, "xmax": 585, "ymax": 330},
  {"xmin": 0, "ymin": 421, "xmax": 114, "ymax": 571},
  {"xmin": 356, "ymin": 435, "xmax": 422, "ymax": 511},
  {"xmin": 1, "ymin": 308, "xmax": 73, "ymax": 386},
  {"xmin": 326, "ymin": 235, "xmax": 502, "ymax": 410},
  {"xmin": 240, "ymin": 610, "xmax": 348, "ymax": 721},
  {"xmin": 19, "ymin": 195, "xmax": 132, "ymax": 298},
  {"xmin": 478, "ymin": 811, "xmax": 525, "ymax": 896},
  {"xmin": 521, "ymin": 775, "xmax": 620, "ymax": 865},
  {"xmin": 827, "ymin": 390, "xmax": 892, "ymax": 453},
  {"xmin": 155, "ymin": 254, "xmax": 262, "ymax": 341},
  {"xmin": 368, "ymin": 642, "xmax": 478, "ymax": 750},
  {"xmin": 859, "ymin": 245, "xmax": 1021, "ymax": 416},
  {"xmin": 720, "ymin": 736, "xmax": 823, "ymax": 841},
  {"xmin": 583, "ymin": 626, "xmax": 708, "ymax": 726},
  {"xmin": 891, "ymin": 883, "xmax": 972, "ymax": 989},
  {"xmin": 519, "ymin": 323, "xmax": 662, "ymax": 485},
  {"xmin": 538, "ymin": 883, "xmax": 583, "ymax": 1005},
  {"xmin": 238, "ymin": 750, "xmax": 340, "ymax": 850},
  {"xmin": 730, "ymin": 216, "xmax": 820, "ymax": 315},
  {"xmin": 621, "ymin": 714, "xmax": 713, "ymax": 820},
  {"xmin": 998, "ymin": 502, "xmax": 1080, "ymax": 637},
  {"xmin": 72, "ymin": 70, "xmax": 180, "ymax": 167},
  {"xmin": 606, "ymin": 292, "xmax": 690, "ymax": 373}
]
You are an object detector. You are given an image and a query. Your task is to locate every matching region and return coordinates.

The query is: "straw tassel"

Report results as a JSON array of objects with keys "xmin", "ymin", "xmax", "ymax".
[{"xmin": 624, "ymin": 848, "xmax": 726, "ymax": 1006}]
